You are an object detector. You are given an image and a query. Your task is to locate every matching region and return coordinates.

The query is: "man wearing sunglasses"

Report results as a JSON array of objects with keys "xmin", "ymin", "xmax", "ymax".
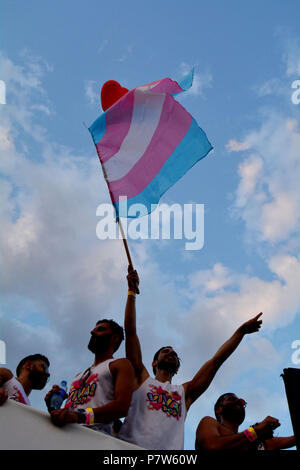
[
  {"xmin": 118, "ymin": 267, "xmax": 264, "ymax": 450},
  {"xmin": 0, "ymin": 354, "xmax": 50, "ymax": 406},
  {"xmin": 45, "ymin": 319, "xmax": 134, "ymax": 436},
  {"xmin": 195, "ymin": 392, "xmax": 295, "ymax": 450}
]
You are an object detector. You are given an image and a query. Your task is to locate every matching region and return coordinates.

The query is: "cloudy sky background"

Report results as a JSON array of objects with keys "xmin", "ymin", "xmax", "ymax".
[{"xmin": 1, "ymin": 0, "xmax": 300, "ymax": 449}]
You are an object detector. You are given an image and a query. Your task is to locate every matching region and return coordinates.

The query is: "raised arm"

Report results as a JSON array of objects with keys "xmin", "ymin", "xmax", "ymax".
[
  {"xmin": 50, "ymin": 359, "xmax": 135, "ymax": 427},
  {"xmin": 184, "ymin": 313, "xmax": 263, "ymax": 410},
  {"xmin": 0, "ymin": 368, "xmax": 13, "ymax": 406},
  {"xmin": 124, "ymin": 266, "xmax": 149, "ymax": 384}
]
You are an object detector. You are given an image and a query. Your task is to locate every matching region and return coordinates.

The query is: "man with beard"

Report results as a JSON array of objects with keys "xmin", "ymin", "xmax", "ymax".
[
  {"xmin": 45, "ymin": 319, "xmax": 134, "ymax": 436},
  {"xmin": 118, "ymin": 267, "xmax": 264, "ymax": 450},
  {"xmin": 195, "ymin": 393, "xmax": 296, "ymax": 450},
  {"xmin": 0, "ymin": 354, "xmax": 50, "ymax": 406}
]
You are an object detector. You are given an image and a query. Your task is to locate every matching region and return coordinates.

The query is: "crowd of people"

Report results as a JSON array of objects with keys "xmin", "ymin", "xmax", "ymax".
[{"xmin": 0, "ymin": 266, "xmax": 296, "ymax": 450}]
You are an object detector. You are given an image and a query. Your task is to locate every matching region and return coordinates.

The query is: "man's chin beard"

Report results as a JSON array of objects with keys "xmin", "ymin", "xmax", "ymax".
[
  {"xmin": 33, "ymin": 380, "xmax": 47, "ymax": 390},
  {"xmin": 222, "ymin": 407, "xmax": 245, "ymax": 425},
  {"xmin": 29, "ymin": 372, "xmax": 48, "ymax": 390},
  {"xmin": 88, "ymin": 335, "xmax": 111, "ymax": 354},
  {"xmin": 157, "ymin": 360, "xmax": 178, "ymax": 375}
]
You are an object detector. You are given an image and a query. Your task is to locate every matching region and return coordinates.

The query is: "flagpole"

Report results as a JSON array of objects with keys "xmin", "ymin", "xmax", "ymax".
[
  {"xmin": 118, "ymin": 218, "xmax": 133, "ymax": 267},
  {"xmin": 118, "ymin": 218, "xmax": 140, "ymax": 294},
  {"xmin": 97, "ymin": 155, "xmax": 135, "ymax": 270}
]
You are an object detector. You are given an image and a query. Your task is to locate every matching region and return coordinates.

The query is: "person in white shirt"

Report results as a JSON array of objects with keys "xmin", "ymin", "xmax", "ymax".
[
  {"xmin": 45, "ymin": 319, "xmax": 135, "ymax": 436},
  {"xmin": 0, "ymin": 354, "xmax": 50, "ymax": 406},
  {"xmin": 119, "ymin": 266, "xmax": 263, "ymax": 450}
]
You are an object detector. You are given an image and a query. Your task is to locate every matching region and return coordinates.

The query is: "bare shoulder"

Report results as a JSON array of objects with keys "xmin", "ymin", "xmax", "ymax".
[
  {"xmin": 109, "ymin": 358, "xmax": 134, "ymax": 372},
  {"xmin": 0, "ymin": 368, "xmax": 13, "ymax": 382},
  {"xmin": 197, "ymin": 416, "xmax": 218, "ymax": 430}
]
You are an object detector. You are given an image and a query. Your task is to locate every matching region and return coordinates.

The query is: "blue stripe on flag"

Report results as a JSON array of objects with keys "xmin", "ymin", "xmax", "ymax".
[
  {"xmin": 176, "ymin": 68, "xmax": 194, "ymax": 92},
  {"xmin": 89, "ymin": 112, "xmax": 107, "ymax": 146},
  {"xmin": 114, "ymin": 118, "xmax": 213, "ymax": 218}
]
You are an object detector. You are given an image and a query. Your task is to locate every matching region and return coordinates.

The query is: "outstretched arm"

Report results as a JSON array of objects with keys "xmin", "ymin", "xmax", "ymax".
[
  {"xmin": 124, "ymin": 266, "xmax": 149, "ymax": 385},
  {"xmin": 265, "ymin": 435, "xmax": 296, "ymax": 450},
  {"xmin": 184, "ymin": 313, "xmax": 263, "ymax": 410}
]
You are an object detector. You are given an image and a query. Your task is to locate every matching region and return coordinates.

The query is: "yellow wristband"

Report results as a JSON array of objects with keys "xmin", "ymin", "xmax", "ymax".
[
  {"xmin": 128, "ymin": 291, "xmax": 136, "ymax": 297},
  {"xmin": 85, "ymin": 408, "xmax": 94, "ymax": 425},
  {"xmin": 248, "ymin": 426, "xmax": 258, "ymax": 440}
]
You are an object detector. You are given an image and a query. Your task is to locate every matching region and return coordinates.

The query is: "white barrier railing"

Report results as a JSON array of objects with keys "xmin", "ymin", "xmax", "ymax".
[{"xmin": 0, "ymin": 399, "xmax": 142, "ymax": 450}]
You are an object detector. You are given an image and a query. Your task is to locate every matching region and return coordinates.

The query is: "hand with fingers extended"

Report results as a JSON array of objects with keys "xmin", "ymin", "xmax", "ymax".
[
  {"xmin": 238, "ymin": 312, "xmax": 263, "ymax": 335},
  {"xmin": 127, "ymin": 264, "xmax": 140, "ymax": 294},
  {"xmin": 0, "ymin": 387, "xmax": 8, "ymax": 406},
  {"xmin": 50, "ymin": 408, "xmax": 78, "ymax": 427},
  {"xmin": 253, "ymin": 416, "xmax": 280, "ymax": 441},
  {"xmin": 44, "ymin": 385, "xmax": 61, "ymax": 412}
]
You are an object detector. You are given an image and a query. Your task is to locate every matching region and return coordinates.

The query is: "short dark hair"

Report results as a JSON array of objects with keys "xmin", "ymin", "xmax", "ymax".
[
  {"xmin": 152, "ymin": 346, "xmax": 181, "ymax": 375},
  {"xmin": 96, "ymin": 319, "xmax": 124, "ymax": 352},
  {"xmin": 214, "ymin": 393, "xmax": 235, "ymax": 422},
  {"xmin": 16, "ymin": 354, "xmax": 50, "ymax": 377}
]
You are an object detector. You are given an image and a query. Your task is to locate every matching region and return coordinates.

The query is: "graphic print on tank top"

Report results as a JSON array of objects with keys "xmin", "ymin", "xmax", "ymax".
[
  {"xmin": 64, "ymin": 370, "xmax": 98, "ymax": 409},
  {"xmin": 146, "ymin": 383, "xmax": 182, "ymax": 420},
  {"xmin": 4, "ymin": 377, "xmax": 31, "ymax": 406}
]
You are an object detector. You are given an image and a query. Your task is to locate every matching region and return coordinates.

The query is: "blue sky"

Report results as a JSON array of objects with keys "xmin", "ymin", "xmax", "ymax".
[{"xmin": 1, "ymin": 0, "xmax": 300, "ymax": 450}]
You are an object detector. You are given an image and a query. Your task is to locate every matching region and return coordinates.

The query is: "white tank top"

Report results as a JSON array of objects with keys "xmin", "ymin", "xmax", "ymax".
[
  {"xmin": 3, "ymin": 377, "xmax": 31, "ymax": 405},
  {"xmin": 119, "ymin": 376, "xmax": 186, "ymax": 449},
  {"xmin": 64, "ymin": 359, "xmax": 115, "ymax": 435}
]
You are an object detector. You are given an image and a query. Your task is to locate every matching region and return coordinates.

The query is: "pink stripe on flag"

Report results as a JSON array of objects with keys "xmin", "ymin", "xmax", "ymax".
[
  {"xmin": 96, "ymin": 91, "xmax": 134, "ymax": 164},
  {"xmin": 150, "ymin": 78, "xmax": 183, "ymax": 94},
  {"xmin": 109, "ymin": 94, "xmax": 192, "ymax": 201}
]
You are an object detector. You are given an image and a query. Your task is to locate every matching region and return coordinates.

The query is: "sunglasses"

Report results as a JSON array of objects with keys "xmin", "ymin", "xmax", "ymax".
[
  {"xmin": 224, "ymin": 395, "xmax": 247, "ymax": 407},
  {"xmin": 78, "ymin": 367, "xmax": 92, "ymax": 387}
]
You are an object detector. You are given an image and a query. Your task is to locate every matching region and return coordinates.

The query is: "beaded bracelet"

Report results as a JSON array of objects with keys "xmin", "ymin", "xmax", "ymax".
[{"xmin": 243, "ymin": 426, "xmax": 258, "ymax": 442}]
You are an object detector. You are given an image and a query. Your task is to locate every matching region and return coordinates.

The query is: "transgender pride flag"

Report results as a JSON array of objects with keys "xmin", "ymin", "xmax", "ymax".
[{"xmin": 89, "ymin": 70, "xmax": 213, "ymax": 219}]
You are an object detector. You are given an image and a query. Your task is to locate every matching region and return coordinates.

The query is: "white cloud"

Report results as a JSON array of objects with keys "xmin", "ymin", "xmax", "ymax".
[
  {"xmin": 31, "ymin": 104, "xmax": 52, "ymax": 116},
  {"xmin": 226, "ymin": 139, "xmax": 251, "ymax": 152},
  {"xmin": 186, "ymin": 253, "xmax": 300, "ymax": 333},
  {"xmin": 256, "ymin": 78, "xmax": 287, "ymax": 97},
  {"xmin": 231, "ymin": 114, "xmax": 300, "ymax": 244},
  {"xmin": 261, "ymin": 192, "xmax": 299, "ymax": 243},
  {"xmin": 0, "ymin": 51, "xmax": 51, "ymax": 142},
  {"xmin": 284, "ymin": 37, "xmax": 300, "ymax": 77},
  {"xmin": 115, "ymin": 45, "xmax": 133, "ymax": 63},
  {"xmin": 190, "ymin": 263, "xmax": 236, "ymax": 293},
  {"xmin": 0, "ymin": 126, "xmax": 11, "ymax": 150},
  {"xmin": 253, "ymin": 35, "xmax": 300, "ymax": 102},
  {"xmin": 236, "ymin": 154, "xmax": 263, "ymax": 207},
  {"xmin": 179, "ymin": 62, "xmax": 212, "ymax": 98},
  {"xmin": 84, "ymin": 80, "xmax": 99, "ymax": 107},
  {"xmin": 0, "ymin": 51, "xmax": 297, "ymax": 449},
  {"xmin": 98, "ymin": 39, "xmax": 109, "ymax": 54}
]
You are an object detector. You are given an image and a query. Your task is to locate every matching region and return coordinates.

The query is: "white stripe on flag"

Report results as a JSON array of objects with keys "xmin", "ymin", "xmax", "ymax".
[
  {"xmin": 103, "ymin": 89, "xmax": 166, "ymax": 182},
  {"xmin": 136, "ymin": 80, "xmax": 161, "ymax": 92}
]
